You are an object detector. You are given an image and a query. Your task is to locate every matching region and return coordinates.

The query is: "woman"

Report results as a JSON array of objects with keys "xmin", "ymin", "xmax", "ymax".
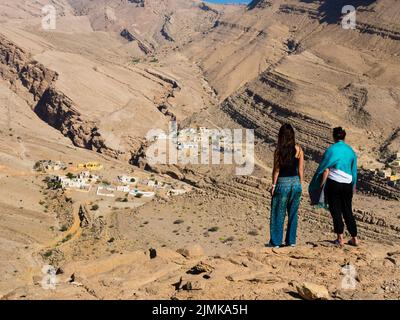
[
  {"xmin": 309, "ymin": 127, "xmax": 358, "ymax": 247},
  {"xmin": 268, "ymin": 123, "xmax": 304, "ymax": 248}
]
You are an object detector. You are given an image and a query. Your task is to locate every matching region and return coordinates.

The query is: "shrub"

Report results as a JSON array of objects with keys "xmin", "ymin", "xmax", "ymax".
[
  {"xmin": 46, "ymin": 179, "xmax": 62, "ymax": 190},
  {"xmin": 43, "ymin": 250, "xmax": 53, "ymax": 258},
  {"xmin": 61, "ymin": 234, "xmax": 72, "ymax": 243},
  {"xmin": 33, "ymin": 161, "xmax": 42, "ymax": 171},
  {"xmin": 66, "ymin": 172, "xmax": 75, "ymax": 179}
]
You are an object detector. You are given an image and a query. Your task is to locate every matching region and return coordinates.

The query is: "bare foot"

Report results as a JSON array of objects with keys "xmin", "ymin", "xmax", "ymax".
[
  {"xmin": 347, "ymin": 238, "xmax": 359, "ymax": 247},
  {"xmin": 333, "ymin": 239, "xmax": 344, "ymax": 247}
]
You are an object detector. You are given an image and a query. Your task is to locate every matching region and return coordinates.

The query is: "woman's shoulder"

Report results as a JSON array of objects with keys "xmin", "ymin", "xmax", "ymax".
[{"xmin": 295, "ymin": 145, "xmax": 303, "ymax": 157}]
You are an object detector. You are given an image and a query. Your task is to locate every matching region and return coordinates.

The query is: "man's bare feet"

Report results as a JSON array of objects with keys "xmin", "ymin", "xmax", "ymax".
[
  {"xmin": 333, "ymin": 239, "xmax": 344, "ymax": 247},
  {"xmin": 347, "ymin": 237, "xmax": 359, "ymax": 247},
  {"xmin": 333, "ymin": 234, "xmax": 344, "ymax": 247},
  {"xmin": 338, "ymin": 234, "xmax": 345, "ymax": 246}
]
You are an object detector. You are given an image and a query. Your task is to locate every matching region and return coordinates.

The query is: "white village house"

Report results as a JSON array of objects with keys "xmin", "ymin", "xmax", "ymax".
[
  {"xmin": 34, "ymin": 160, "xmax": 67, "ymax": 172},
  {"xmin": 58, "ymin": 171, "xmax": 99, "ymax": 191},
  {"xmin": 168, "ymin": 189, "xmax": 187, "ymax": 196},
  {"xmin": 129, "ymin": 189, "xmax": 155, "ymax": 197},
  {"xmin": 116, "ymin": 185, "xmax": 131, "ymax": 193},
  {"xmin": 59, "ymin": 176, "xmax": 90, "ymax": 190},
  {"xmin": 118, "ymin": 175, "xmax": 138, "ymax": 184},
  {"xmin": 97, "ymin": 186, "xmax": 116, "ymax": 197}
]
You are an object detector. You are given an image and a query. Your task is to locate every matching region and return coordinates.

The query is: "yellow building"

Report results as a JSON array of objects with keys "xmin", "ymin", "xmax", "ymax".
[
  {"xmin": 389, "ymin": 175, "xmax": 399, "ymax": 182},
  {"xmin": 77, "ymin": 162, "xmax": 103, "ymax": 171}
]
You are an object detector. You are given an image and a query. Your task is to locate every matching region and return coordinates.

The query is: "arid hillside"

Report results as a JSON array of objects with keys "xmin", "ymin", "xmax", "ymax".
[
  {"xmin": 187, "ymin": 0, "xmax": 400, "ymax": 159},
  {"xmin": 0, "ymin": 0, "xmax": 399, "ymax": 300}
]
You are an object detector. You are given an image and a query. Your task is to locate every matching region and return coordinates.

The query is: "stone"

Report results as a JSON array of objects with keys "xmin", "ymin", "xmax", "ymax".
[
  {"xmin": 173, "ymin": 276, "xmax": 205, "ymax": 291},
  {"xmin": 177, "ymin": 244, "xmax": 204, "ymax": 258},
  {"xmin": 296, "ymin": 282, "xmax": 330, "ymax": 300},
  {"xmin": 187, "ymin": 262, "xmax": 214, "ymax": 275},
  {"xmin": 149, "ymin": 248, "xmax": 157, "ymax": 259},
  {"xmin": 155, "ymin": 248, "xmax": 187, "ymax": 263},
  {"xmin": 182, "ymin": 280, "xmax": 205, "ymax": 291},
  {"xmin": 227, "ymin": 270, "xmax": 270, "ymax": 282}
]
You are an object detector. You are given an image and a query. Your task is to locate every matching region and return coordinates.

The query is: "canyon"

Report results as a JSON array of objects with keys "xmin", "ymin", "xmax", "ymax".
[{"xmin": 0, "ymin": 0, "xmax": 399, "ymax": 300}]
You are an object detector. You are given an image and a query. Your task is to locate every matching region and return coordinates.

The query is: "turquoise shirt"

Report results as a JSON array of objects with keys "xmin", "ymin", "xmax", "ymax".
[{"xmin": 309, "ymin": 140, "xmax": 358, "ymax": 192}]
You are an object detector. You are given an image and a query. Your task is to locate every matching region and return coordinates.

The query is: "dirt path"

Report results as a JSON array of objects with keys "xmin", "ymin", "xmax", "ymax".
[
  {"xmin": 21, "ymin": 199, "xmax": 85, "ymax": 285},
  {"xmin": 43, "ymin": 201, "xmax": 83, "ymax": 249}
]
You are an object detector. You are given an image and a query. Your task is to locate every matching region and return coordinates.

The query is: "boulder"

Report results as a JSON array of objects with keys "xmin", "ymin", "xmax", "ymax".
[
  {"xmin": 182, "ymin": 280, "xmax": 205, "ymax": 291},
  {"xmin": 177, "ymin": 244, "xmax": 204, "ymax": 258},
  {"xmin": 187, "ymin": 262, "xmax": 214, "ymax": 274},
  {"xmin": 227, "ymin": 270, "xmax": 269, "ymax": 282},
  {"xmin": 149, "ymin": 248, "xmax": 157, "ymax": 259},
  {"xmin": 296, "ymin": 282, "xmax": 330, "ymax": 300},
  {"xmin": 173, "ymin": 277, "xmax": 205, "ymax": 291},
  {"xmin": 154, "ymin": 248, "xmax": 187, "ymax": 264}
]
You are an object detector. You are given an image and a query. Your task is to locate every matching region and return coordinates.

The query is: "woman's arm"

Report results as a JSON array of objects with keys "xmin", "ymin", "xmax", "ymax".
[
  {"xmin": 271, "ymin": 151, "xmax": 280, "ymax": 195},
  {"xmin": 320, "ymin": 168, "xmax": 330, "ymax": 187},
  {"xmin": 298, "ymin": 146, "xmax": 304, "ymax": 184}
]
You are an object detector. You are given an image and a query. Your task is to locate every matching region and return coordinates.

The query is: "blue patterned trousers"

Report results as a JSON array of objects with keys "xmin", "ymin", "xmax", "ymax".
[{"xmin": 269, "ymin": 176, "xmax": 302, "ymax": 247}]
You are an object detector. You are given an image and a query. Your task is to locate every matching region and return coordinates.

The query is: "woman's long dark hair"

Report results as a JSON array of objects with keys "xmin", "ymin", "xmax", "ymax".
[{"xmin": 275, "ymin": 123, "xmax": 296, "ymax": 167}]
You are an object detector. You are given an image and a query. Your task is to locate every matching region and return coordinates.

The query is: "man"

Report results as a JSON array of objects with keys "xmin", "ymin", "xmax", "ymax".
[{"xmin": 309, "ymin": 127, "xmax": 358, "ymax": 247}]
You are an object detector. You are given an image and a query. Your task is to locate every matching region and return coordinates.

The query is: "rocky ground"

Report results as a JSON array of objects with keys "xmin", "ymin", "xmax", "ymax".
[
  {"xmin": 3, "ymin": 241, "xmax": 400, "ymax": 300},
  {"xmin": 0, "ymin": 0, "xmax": 400, "ymax": 300},
  {"xmin": 1, "ymin": 162, "xmax": 399, "ymax": 300}
]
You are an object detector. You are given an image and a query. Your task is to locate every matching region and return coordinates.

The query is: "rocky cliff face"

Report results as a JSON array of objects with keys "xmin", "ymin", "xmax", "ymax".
[
  {"xmin": 192, "ymin": 0, "xmax": 400, "ymax": 156},
  {"xmin": 0, "ymin": 34, "xmax": 118, "ymax": 157},
  {"xmin": 248, "ymin": 0, "xmax": 272, "ymax": 10},
  {"xmin": 34, "ymin": 87, "xmax": 117, "ymax": 155},
  {"xmin": 221, "ymin": 69, "xmax": 332, "ymax": 162},
  {"xmin": 0, "ymin": 36, "xmax": 57, "ymax": 99}
]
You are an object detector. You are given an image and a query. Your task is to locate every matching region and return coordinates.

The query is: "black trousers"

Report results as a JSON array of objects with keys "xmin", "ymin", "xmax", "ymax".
[{"xmin": 325, "ymin": 178, "xmax": 357, "ymax": 237}]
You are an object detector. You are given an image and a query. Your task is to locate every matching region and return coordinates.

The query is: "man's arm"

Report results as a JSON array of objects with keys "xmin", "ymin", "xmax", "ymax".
[
  {"xmin": 352, "ymin": 152, "xmax": 358, "ymax": 190},
  {"xmin": 309, "ymin": 146, "xmax": 334, "ymax": 192},
  {"xmin": 320, "ymin": 168, "xmax": 330, "ymax": 187}
]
